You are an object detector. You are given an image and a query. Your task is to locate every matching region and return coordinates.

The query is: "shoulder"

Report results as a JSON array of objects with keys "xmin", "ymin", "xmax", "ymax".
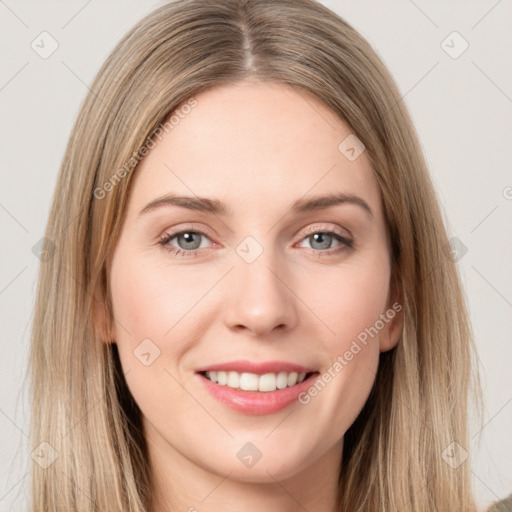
[{"xmin": 487, "ymin": 495, "xmax": 512, "ymax": 512}]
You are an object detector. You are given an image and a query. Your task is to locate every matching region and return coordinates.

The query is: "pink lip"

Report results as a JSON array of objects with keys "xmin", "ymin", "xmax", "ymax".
[
  {"xmin": 195, "ymin": 360, "xmax": 319, "ymax": 415},
  {"xmin": 195, "ymin": 360, "xmax": 316, "ymax": 375}
]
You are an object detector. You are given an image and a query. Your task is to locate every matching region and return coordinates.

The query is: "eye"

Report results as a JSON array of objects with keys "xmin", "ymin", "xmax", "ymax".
[
  {"xmin": 159, "ymin": 229, "xmax": 213, "ymax": 258},
  {"xmin": 158, "ymin": 226, "xmax": 354, "ymax": 258},
  {"xmin": 296, "ymin": 228, "xmax": 353, "ymax": 256}
]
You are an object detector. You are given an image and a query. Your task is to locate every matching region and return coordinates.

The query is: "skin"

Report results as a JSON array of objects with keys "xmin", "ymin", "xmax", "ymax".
[{"xmin": 101, "ymin": 81, "xmax": 403, "ymax": 512}]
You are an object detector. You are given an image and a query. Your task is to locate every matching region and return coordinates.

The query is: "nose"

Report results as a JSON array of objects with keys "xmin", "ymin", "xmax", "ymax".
[{"xmin": 223, "ymin": 249, "xmax": 299, "ymax": 337}]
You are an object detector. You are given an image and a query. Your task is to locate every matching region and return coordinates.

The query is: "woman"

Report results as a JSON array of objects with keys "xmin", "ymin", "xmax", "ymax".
[{"xmin": 28, "ymin": 0, "xmax": 483, "ymax": 510}]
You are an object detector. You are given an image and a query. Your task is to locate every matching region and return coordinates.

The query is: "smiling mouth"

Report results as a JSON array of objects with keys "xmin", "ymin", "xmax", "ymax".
[{"xmin": 199, "ymin": 370, "xmax": 317, "ymax": 392}]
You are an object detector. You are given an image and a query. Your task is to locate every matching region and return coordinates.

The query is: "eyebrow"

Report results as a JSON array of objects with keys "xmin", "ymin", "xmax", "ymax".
[{"xmin": 139, "ymin": 192, "xmax": 374, "ymax": 218}]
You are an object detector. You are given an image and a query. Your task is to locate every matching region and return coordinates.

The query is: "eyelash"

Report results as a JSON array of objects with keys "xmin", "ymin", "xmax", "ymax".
[{"xmin": 158, "ymin": 226, "xmax": 354, "ymax": 258}]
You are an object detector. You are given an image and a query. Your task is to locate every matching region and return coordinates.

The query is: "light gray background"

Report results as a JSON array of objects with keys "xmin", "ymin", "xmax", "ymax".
[{"xmin": 1, "ymin": 1, "xmax": 511, "ymax": 510}]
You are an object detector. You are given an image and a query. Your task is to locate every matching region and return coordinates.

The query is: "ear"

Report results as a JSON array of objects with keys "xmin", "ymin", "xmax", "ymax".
[
  {"xmin": 379, "ymin": 270, "xmax": 404, "ymax": 353},
  {"xmin": 92, "ymin": 286, "xmax": 116, "ymax": 344}
]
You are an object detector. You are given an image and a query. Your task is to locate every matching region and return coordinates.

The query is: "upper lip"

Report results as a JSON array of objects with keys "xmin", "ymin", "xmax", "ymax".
[{"xmin": 195, "ymin": 360, "xmax": 317, "ymax": 375}]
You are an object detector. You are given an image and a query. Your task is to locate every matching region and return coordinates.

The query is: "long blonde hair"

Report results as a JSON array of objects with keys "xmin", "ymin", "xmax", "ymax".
[{"xmin": 28, "ymin": 0, "xmax": 481, "ymax": 510}]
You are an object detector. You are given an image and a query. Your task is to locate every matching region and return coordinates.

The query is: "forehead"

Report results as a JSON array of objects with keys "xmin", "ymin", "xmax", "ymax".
[{"xmin": 127, "ymin": 81, "xmax": 382, "ymax": 219}]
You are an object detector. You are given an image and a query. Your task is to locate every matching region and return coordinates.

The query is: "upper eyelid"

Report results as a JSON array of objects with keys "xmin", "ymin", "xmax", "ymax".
[{"xmin": 299, "ymin": 224, "xmax": 352, "ymax": 239}]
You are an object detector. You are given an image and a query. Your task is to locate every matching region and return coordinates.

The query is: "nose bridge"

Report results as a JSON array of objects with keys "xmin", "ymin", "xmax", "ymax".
[{"xmin": 224, "ymin": 235, "xmax": 297, "ymax": 335}]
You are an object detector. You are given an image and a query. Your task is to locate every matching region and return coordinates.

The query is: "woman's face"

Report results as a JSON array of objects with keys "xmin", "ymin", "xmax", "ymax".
[{"xmin": 106, "ymin": 81, "xmax": 402, "ymax": 485}]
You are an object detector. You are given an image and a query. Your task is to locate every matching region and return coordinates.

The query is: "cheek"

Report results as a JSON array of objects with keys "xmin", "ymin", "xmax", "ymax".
[
  {"xmin": 108, "ymin": 252, "xmax": 201, "ymax": 424},
  {"xmin": 108, "ymin": 247, "xmax": 226, "ymax": 402},
  {"xmin": 310, "ymin": 254, "xmax": 390, "ymax": 355},
  {"xmin": 295, "ymin": 253, "xmax": 389, "ymax": 428},
  {"xmin": 109, "ymin": 250, "xmax": 207, "ymax": 348}
]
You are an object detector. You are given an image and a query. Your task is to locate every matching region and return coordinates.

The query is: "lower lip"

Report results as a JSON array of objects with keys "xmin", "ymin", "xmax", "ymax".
[{"xmin": 197, "ymin": 373, "xmax": 318, "ymax": 415}]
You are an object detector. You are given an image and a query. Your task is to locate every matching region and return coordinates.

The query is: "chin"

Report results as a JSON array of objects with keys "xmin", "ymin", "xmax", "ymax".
[{"xmin": 196, "ymin": 435, "xmax": 318, "ymax": 484}]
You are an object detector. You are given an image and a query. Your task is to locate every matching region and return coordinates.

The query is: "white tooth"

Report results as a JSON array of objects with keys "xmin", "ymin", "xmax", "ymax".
[
  {"xmin": 210, "ymin": 370, "xmax": 307, "ymax": 390},
  {"xmin": 287, "ymin": 372, "xmax": 299, "ymax": 386},
  {"xmin": 227, "ymin": 371, "xmax": 240, "ymax": 389},
  {"xmin": 259, "ymin": 373, "xmax": 277, "ymax": 392},
  {"xmin": 276, "ymin": 371, "xmax": 289, "ymax": 389},
  {"xmin": 239, "ymin": 372, "xmax": 259, "ymax": 391}
]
